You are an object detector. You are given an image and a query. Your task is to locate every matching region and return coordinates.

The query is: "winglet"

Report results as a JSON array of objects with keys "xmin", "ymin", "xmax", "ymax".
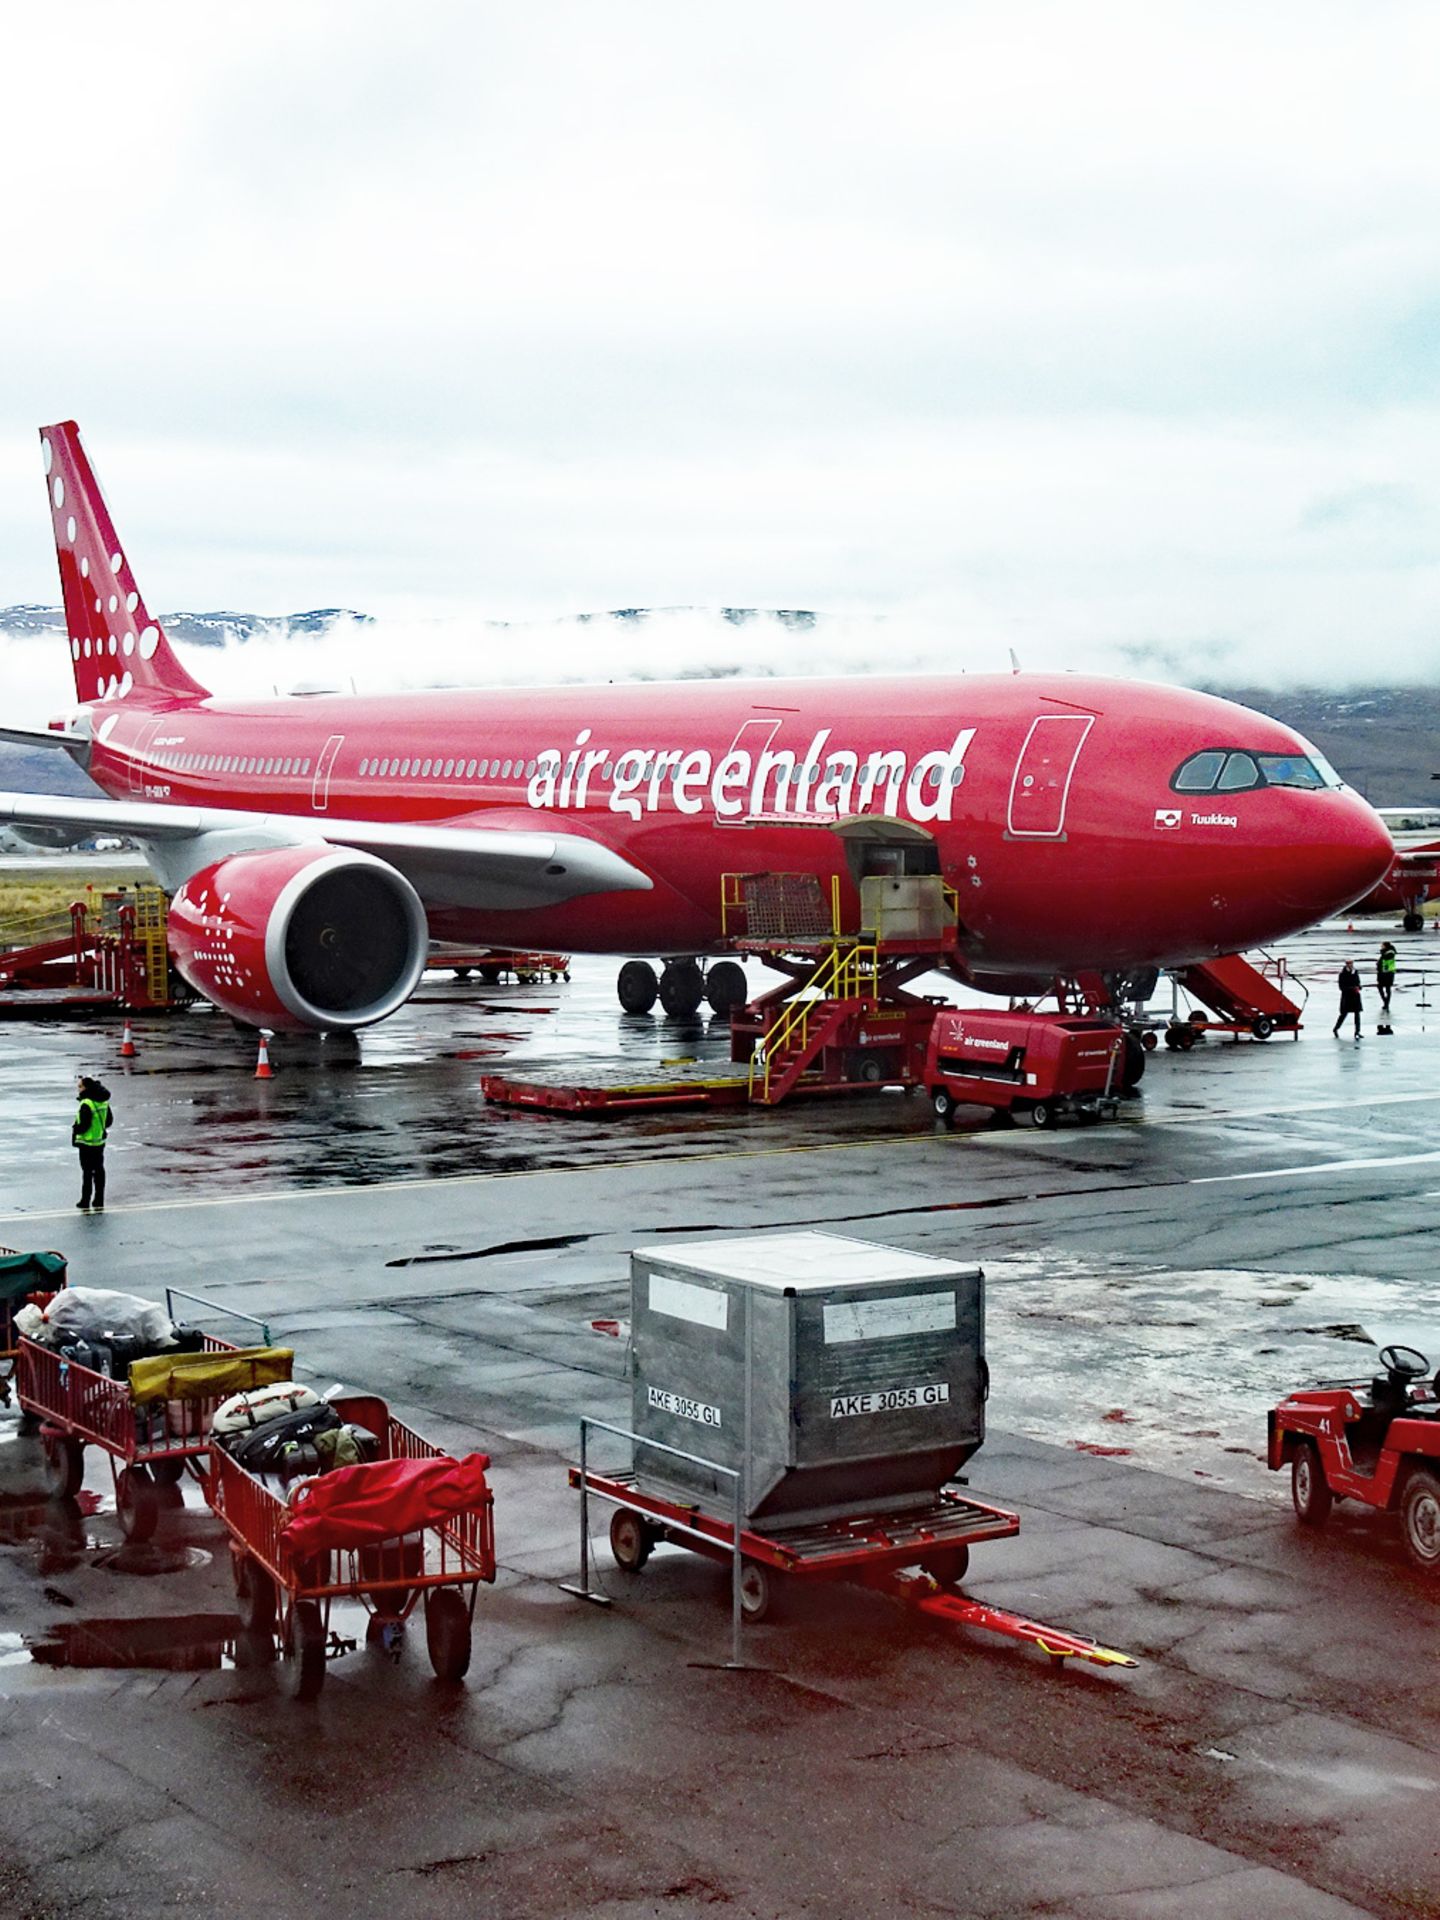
[{"xmin": 40, "ymin": 422, "xmax": 209, "ymax": 708}]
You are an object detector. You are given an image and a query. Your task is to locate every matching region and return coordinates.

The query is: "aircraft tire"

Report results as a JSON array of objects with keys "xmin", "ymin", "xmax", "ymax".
[
  {"xmin": 659, "ymin": 960, "xmax": 705, "ymax": 1019},
  {"xmin": 1404, "ymin": 912, "xmax": 1425, "ymax": 933},
  {"xmin": 704, "ymin": 960, "xmax": 748, "ymax": 1015},
  {"xmin": 617, "ymin": 960, "xmax": 659, "ymax": 1015}
]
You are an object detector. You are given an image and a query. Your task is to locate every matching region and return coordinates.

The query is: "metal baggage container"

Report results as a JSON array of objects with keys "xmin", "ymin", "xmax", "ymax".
[{"xmin": 631, "ymin": 1231, "xmax": 985, "ymax": 1529}]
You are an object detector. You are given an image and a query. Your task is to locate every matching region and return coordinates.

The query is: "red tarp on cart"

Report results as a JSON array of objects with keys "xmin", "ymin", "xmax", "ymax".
[{"xmin": 281, "ymin": 1452, "xmax": 492, "ymax": 1557}]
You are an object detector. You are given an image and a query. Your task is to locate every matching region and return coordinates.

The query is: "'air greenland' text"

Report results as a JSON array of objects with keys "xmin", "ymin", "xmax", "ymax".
[{"xmin": 525, "ymin": 727, "xmax": 977, "ymax": 824}]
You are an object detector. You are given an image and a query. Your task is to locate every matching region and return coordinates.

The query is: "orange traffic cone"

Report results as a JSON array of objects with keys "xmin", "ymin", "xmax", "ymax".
[
  {"xmin": 255, "ymin": 1030, "xmax": 274, "ymax": 1079},
  {"xmin": 119, "ymin": 1020, "xmax": 137, "ymax": 1058}
]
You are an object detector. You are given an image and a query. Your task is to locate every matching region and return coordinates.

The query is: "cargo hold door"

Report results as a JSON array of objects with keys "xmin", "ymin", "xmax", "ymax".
[{"xmin": 1006, "ymin": 715, "xmax": 1094, "ymax": 840}]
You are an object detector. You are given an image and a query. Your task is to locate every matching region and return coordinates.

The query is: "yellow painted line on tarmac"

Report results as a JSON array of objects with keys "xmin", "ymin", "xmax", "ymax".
[{"xmin": 0, "ymin": 1126, "xmax": 973, "ymax": 1226}]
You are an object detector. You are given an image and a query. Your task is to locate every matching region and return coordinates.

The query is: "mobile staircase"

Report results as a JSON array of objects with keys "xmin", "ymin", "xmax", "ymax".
[
  {"xmin": 0, "ymin": 885, "xmax": 181, "ymax": 1016},
  {"xmin": 1167, "ymin": 951, "xmax": 1306, "ymax": 1044}
]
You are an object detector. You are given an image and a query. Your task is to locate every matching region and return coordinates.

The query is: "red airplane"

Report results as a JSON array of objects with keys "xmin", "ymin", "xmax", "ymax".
[
  {"xmin": 0, "ymin": 420, "xmax": 1393, "ymax": 1032},
  {"xmin": 1349, "ymin": 808, "xmax": 1440, "ymax": 930}
]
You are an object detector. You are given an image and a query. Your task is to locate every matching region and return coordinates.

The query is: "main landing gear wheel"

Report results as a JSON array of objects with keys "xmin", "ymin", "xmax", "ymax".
[
  {"xmin": 659, "ymin": 959, "xmax": 704, "ymax": 1019},
  {"xmin": 1404, "ymin": 912, "xmax": 1425, "ymax": 933},
  {"xmin": 609, "ymin": 1507, "xmax": 654, "ymax": 1573},
  {"xmin": 1401, "ymin": 1468, "xmax": 1440, "ymax": 1575},
  {"xmin": 704, "ymin": 960, "xmax": 748, "ymax": 1015},
  {"xmin": 116, "ymin": 1464, "xmax": 159, "ymax": 1543},
  {"xmin": 932, "ymin": 1088, "xmax": 957, "ymax": 1129},
  {"xmin": 425, "ymin": 1588, "xmax": 473, "ymax": 1681},
  {"xmin": 617, "ymin": 960, "xmax": 659, "ymax": 1014},
  {"xmin": 1291, "ymin": 1442, "xmax": 1332, "ymax": 1527},
  {"xmin": 282, "ymin": 1599, "xmax": 327, "ymax": 1700}
]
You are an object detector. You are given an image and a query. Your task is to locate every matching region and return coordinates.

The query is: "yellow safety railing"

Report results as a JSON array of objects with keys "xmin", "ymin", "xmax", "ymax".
[{"xmin": 748, "ymin": 940, "xmax": 878, "ymax": 1101}]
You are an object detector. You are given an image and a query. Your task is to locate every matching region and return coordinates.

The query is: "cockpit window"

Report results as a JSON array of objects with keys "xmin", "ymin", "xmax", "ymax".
[
  {"xmin": 1216, "ymin": 752, "xmax": 1259, "ymax": 792},
  {"xmin": 1173, "ymin": 750, "xmax": 1226, "ymax": 792},
  {"xmin": 1256, "ymin": 754, "xmax": 1325, "ymax": 790},
  {"xmin": 1171, "ymin": 747, "xmax": 1340, "ymax": 796}
]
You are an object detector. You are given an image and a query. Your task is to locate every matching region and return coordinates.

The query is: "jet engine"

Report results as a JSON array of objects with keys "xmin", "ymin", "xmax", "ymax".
[{"xmin": 166, "ymin": 845, "xmax": 429, "ymax": 1030}]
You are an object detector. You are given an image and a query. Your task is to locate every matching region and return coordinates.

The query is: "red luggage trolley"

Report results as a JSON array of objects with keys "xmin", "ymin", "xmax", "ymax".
[
  {"xmin": 0, "ymin": 1247, "xmax": 66, "ymax": 1409},
  {"xmin": 17, "ymin": 1287, "xmax": 279, "ymax": 1542},
  {"xmin": 204, "ymin": 1392, "xmax": 497, "ymax": 1699}
]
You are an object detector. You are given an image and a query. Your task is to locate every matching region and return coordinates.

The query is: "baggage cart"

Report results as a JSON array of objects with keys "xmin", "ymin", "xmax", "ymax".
[
  {"xmin": 204, "ymin": 1391, "xmax": 496, "ymax": 1699},
  {"xmin": 17, "ymin": 1286, "xmax": 283, "ymax": 1542},
  {"xmin": 0, "ymin": 1246, "xmax": 66, "ymax": 1408},
  {"xmin": 566, "ymin": 1419, "xmax": 1135, "ymax": 1672}
]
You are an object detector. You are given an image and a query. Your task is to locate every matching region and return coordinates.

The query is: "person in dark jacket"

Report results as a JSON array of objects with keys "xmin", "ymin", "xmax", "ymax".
[
  {"xmin": 1333, "ymin": 962, "xmax": 1363, "ymax": 1039},
  {"xmin": 72, "ymin": 1074, "xmax": 113, "ymax": 1209}
]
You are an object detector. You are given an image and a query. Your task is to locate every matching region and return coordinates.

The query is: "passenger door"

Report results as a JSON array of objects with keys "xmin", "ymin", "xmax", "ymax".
[{"xmin": 1006, "ymin": 715, "xmax": 1094, "ymax": 839}]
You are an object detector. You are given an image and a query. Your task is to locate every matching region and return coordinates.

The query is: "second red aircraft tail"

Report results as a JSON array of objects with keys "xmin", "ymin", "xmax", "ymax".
[{"xmin": 40, "ymin": 421, "xmax": 209, "ymax": 708}]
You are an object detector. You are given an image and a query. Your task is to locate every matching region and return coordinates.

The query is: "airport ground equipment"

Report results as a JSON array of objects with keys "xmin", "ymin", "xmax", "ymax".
[
  {"xmin": 568, "ymin": 1452, "xmax": 1132, "ymax": 1668},
  {"xmin": 925, "ymin": 1009, "xmax": 1124, "ymax": 1129},
  {"xmin": 0, "ymin": 1248, "xmax": 66, "ymax": 1406},
  {"xmin": 1268, "ymin": 1345, "xmax": 1440, "ymax": 1574},
  {"xmin": 429, "ymin": 944, "xmax": 571, "ymax": 983},
  {"xmin": 1165, "ymin": 952, "xmax": 1306, "ymax": 1043},
  {"xmin": 0, "ymin": 884, "xmax": 181, "ymax": 1016},
  {"xmin": 204, "ymin": 1391, "xmax": 496, "ymax": 1699},
  {"xmin": 18, "ymin": 1288, "xmax": 282, "ymax": 1543}
]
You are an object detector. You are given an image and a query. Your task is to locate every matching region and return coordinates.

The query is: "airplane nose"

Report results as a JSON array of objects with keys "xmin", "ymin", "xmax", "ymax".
[{"xmin": 1286, "ymin": 793, "xmax": 1395, "ymax": 921}]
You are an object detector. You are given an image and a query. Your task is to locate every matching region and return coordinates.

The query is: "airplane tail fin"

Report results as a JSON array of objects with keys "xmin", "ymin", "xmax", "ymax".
[{"xmin": 40, "ymin": 421, "xmax": 209, "ymax": 707}]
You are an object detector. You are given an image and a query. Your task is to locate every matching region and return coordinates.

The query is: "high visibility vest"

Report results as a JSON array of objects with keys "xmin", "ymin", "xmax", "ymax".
[
  {"xmin": 75, "ymin": 1099, "xmax": 109, "ymax": 1146},
  {"xmin": 1380, "ymin": 952, "xmax": 1397, "ymax": 978}
]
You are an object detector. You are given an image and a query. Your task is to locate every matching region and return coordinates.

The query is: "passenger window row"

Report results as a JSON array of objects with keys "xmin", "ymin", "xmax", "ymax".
[{"xmin": 152, "ymin": 752, "xmax": 314, "ymax": 776}]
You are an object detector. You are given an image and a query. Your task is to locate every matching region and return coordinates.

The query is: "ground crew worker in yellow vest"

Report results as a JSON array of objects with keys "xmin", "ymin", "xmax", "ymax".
[
  {"xmin": 72, "ymin": 1074, "xmax": 113, "ymax": 1210},
  {"xmin": 1376, "ymin": 941, "xmax": 1397, "ymax": 1034}
]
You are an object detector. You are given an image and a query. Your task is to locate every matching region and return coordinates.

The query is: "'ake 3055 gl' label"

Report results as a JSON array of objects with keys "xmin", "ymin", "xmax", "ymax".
[{"xmin": 830, "ymin": 1381, "xmax": 950, "ymax": 1419}]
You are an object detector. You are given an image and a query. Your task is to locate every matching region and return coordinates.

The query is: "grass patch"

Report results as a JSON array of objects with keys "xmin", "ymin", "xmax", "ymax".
[{"xmin": 0, "ymin": 871, "xmax": 153, "ymax": 922}]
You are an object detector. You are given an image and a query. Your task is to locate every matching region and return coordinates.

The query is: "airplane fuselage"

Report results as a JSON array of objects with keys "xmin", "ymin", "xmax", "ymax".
[{"xmin": 75, "ymin": 668, "xmax": 1389, "ymax": 977}]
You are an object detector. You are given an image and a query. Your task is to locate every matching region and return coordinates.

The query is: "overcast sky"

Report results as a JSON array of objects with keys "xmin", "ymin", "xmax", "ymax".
[{"xmin": 3, "ymin": 2, "xmax": 1440, "ymax": 708}]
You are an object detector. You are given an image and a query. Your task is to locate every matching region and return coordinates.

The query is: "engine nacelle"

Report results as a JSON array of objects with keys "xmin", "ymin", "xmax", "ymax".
[{"xmin": 167, "ymin": 845, "xmax": 429, "ymax": 1031}]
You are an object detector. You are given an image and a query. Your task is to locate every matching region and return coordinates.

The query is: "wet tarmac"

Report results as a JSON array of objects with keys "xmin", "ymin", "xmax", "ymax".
[{"xmin": 0, "ymin": 923, "xmax": 1438, "ymax": 1918}]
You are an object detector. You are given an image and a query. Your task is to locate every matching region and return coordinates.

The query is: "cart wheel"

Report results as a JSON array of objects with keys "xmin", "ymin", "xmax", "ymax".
[
  {"xmin": 1291, "ymin": 1442, "xmax": 1332, "ymax": 1527},
  {"xmin": 738, "ymin": 1560, "xmax": 774, "ymax": 1624},
  {"xmin": 1401, "ymin": 1468, "xmax": 1440, "ymax": 1575},
  {"xmin": 931, "ymin": 1088, "xmax": 957, "ymax": 1128},
  {"xmin": 149, "ymin": 1457, "xmax": 185, "ymax": 1487},
  {"xmin": 1028, "ymin": 1101, "xmax": 1056, "ymax": 1130},
  {"xmin": 17, "ymin": 1406, "xmax": 41, "ymax": 1437},
  {"xmin": 1176, "ymin": 1025, "xmax": 1196, "ymax": 1051},
  {"xmin": 609, "ymin": 1507, "xmax": 654, "ymax": 1573},
  {"xmin": 234, "ymin": 1553, "xmax": 278, "ymax": 1634},
  {"xmin": 116, "ymin": 1465, "xmax": 159, "ymax": 1543},
  {"xmin": 425, "ymin": 1588, "xmax": 472, "ymax": 1681},
  {"xmin": 920, "ymin": 1545, "xmax": 970, "ymax": 1589},
  {"xmin": 1141, "ymin": 1030, "xmax": 1158, "ymax": 1051},
  {"xmin": 1251, "ymin": 1014, "xmax": 1275, "ymax": 1040},
  {"xmin": 231, "ymin": 1626, "xmax": 276, "ymax": 1670},
  {"xmin": 43, "ymin": 1434, "xmax": 84, "ymax": 1500},
  {"xmin": 282, "ymin": 1600, "xmax": 327, "ymax": 1700}
]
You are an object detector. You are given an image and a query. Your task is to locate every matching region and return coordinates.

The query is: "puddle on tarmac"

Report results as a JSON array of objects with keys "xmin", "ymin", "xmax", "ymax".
[{"xmin": 8, "ymin": 1612, "xmax": 266, "ymax": 1671}]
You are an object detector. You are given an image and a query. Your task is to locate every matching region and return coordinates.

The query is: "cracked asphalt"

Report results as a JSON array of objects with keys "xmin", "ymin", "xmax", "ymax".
[{"xmin": 1, "ymin": 924, "xmax": 1438, "ymax": 1918}]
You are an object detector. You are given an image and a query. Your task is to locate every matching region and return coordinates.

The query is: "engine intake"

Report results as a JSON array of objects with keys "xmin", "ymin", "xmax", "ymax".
[{"xmin": 168, "ymin": 845, "xmax": 428, "ymax": 1030}]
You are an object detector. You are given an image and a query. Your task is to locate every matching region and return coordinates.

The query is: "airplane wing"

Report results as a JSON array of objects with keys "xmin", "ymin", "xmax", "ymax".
[
  {"xmin": 0, "ymin": 722, "xmax": 91, "ymax": 766},
  {"xmin": 0, "ymin": 790, "xmax": 652, "ymax": 911}
]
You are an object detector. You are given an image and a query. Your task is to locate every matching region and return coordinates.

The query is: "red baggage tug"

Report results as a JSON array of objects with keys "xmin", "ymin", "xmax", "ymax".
[
  {"xmin": 925, "ymin": 1008, "xmax": 1125, "ymax": 1130},
  {"xmin": 1268, "ymin": 1344, "xmax": 1440, "ymax": 1573}
]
